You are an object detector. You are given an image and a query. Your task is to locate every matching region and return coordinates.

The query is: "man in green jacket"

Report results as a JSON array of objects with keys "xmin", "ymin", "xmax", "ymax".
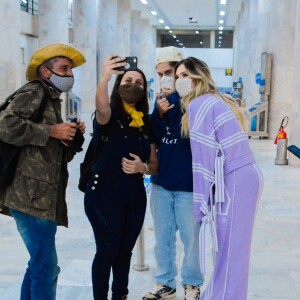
[{"xmin": 0, "ymin": 44, "xmax": 86, "ymax": 300}]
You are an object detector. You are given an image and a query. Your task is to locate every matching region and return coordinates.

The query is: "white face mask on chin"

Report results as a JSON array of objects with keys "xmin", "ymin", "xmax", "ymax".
[
  {"xmin": 160, "ymin": 76, "xmax": 174, "ymax": 90},
  {"xmin": 175, "ymin": 78, "xmax": 193, "ymax": 97}
]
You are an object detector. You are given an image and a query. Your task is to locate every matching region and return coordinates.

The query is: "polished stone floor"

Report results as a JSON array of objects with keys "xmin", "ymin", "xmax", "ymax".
[{"xmin": 1, "ymin": 122, "xmax": 300, "ymax": 299}]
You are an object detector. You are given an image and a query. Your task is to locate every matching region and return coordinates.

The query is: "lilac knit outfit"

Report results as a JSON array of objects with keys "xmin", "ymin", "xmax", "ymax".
[{"xmin": 188, "ymin": 94, "xmax": 263, "ymax": 300}]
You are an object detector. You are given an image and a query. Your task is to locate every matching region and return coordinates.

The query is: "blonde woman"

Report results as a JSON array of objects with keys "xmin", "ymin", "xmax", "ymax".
[{"xmin": 175, "ymin": 57, "xmax": 263, "ymax": 300}]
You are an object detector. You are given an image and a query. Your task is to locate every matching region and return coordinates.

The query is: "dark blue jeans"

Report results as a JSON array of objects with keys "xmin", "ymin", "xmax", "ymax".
[
  {"xmin": 84, "ymin": 175, "xmax": 147, "ymax": 300},
  {"xmin": 10, "ymin": 208, "xmax": 60, "ymax": 300}
]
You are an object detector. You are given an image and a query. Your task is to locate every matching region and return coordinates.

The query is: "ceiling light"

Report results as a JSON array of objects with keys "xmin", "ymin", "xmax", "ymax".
[
  {"xmin": 219, "ymin": 26, "xmax": 224, "ymax": 30},
  {"xmin": 220, "ymin": 0, "xmax": 226, "ymax": 4},
  {"xmin": 159, "ymin": 19, "xmax": 164, "ymax": 24},
  {"xmin": 176, "ymin": 39, "xmax": 179, "ymax": 42},
  {"xmin": 219, "ymin": 36, "xmax": 222, "ymax": 39},
  {"xmin": 219, "ymin": 31, "xmax": 223, "ymax": 34},
  {"xmin": 173, "ymin": 35, "xmax": 176, "ymax": 38},
  {"xmin": 22, "ymin": 0, "xmax": 27, "ymax": 3},
  {"xmin": 165, "ymin": 26, "xmax": 170, "ymax": 30},
  {"xmin": 219, "ymin": 20, "xmax": 224, "ymax": 24},
  {"xmin": 219, "ymin": 41, "xmax": 222, "ymax": 44},
  {"xmin": 140, "ymin": 0, "xmax": 148, "ymax": 4},
  {"xmin": 200, "ymin": 41, "xmax": 203, "ymax": 44},
  {"xmin": 195, "ymin": 31, "xmax": 199, "ymax": 34},
  {"xmin": 169, "ymin": 30, "xmax": 172, "ymax": 33},
  {"xmin": 220, "ymin": 11, "xmax": 225, "ymax": 16},
  {"xmin": 151, "ymin": 10, "xmax": 157, "ymax": 15},
  {"xmin": 179, "ymin": 43, "xmax": 183, "ymax": 46}
]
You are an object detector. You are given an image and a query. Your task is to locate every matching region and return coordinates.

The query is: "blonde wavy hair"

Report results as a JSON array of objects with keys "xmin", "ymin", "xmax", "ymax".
[{"xmin": 176, "ymin": 57, "xmax": 248, "ymax": 137}]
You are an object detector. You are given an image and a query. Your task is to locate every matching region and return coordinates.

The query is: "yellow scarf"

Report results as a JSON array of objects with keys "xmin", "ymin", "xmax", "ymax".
[{"xmin": 123, "ymin": 102, "xmax": 144, "ymax": 128}]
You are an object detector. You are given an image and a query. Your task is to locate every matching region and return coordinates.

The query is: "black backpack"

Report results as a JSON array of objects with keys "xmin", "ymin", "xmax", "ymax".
[{"xmin": 0, "ymin": 81, "xmax": 48, "ymax": 188}]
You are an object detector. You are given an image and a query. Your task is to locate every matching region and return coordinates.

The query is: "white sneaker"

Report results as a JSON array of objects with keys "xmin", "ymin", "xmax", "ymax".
[
  {"xmin": 184, "ymin": 285, "xmax": 200, "ymax": 300},
  {"xmin": 143, "ymin": 283, "xmax": 176, "ymax": 299}
]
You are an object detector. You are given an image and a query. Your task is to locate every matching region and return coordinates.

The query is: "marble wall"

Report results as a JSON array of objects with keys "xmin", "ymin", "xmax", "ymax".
[
  {"xmin": 72, "ymin": 0, "xmax": 97, "ymax": 113},
  {"xmin": 39, "ymin": 0, "xmax": 69, "ymax": 46},
  {"xmin": 234, "ymin": 0, "xmax": 300, "ymax": 165},
  {"xmin": 0, "ymin": 0, "xmax": 21, "ymax": 98}
]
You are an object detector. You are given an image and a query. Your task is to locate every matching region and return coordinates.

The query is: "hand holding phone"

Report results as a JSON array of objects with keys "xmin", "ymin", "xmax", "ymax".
[{"xmin": 113, "ymin": 56, "xmax": 138, "ymax": 71}]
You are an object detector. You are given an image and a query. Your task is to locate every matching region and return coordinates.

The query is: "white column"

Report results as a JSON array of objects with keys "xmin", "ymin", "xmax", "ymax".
[
  {"xmin": 267, "ymin": 0, "xmax": 296, "ymax": 138},
  {"xmin": 148, "ymin": 25, "xmax": 157, "ymax": 79},
  {"xmin": 38, "ymin": 0, "xmax": 69, "ymax": 46},
  {"xmin": 117, "ymin": 0, "xmax": 131, "ymax": 56},
  {"xmin": 0, "ymin": 0, "xmax": 21, "ymax": 98},
  {"xmin": 141, "ymin": 21, "xmax": 157, "ymax": 82},
  {"xmin": 72, "ymin": 0, "xmax": 97, "ymax": 113},
  {"xmin": 234, "ymin": 1, "xmax": 267, "ymax": 105},
  {"xmin": 130, "ymin": 10, "xmax": 142, "ymax": 59},
  {"xmin": 210, "ymin": 30, "xmax": 215, "ymax": 48},
  {"xmin": 140, "ymin": 18, "xmax": 152, "ymax": 78},
  {"xmin": 97, "ymin": 0, "xmax": 118, "ymax": 90},
  {"xmin": 235, "ymin": 0, "xmax": 296, "ymax": 139}
]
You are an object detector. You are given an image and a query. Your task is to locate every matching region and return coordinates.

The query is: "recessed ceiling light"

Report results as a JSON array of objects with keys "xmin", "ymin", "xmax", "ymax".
[
  {"xmin": 159, "ymin": 19, "xmax": 164, "ymax": 24},
  {"xmin": 219, "ymin": 26, "xmax": 224, "ymax": 30},
  {"xmin": 219, "ymin": 20, "xmax": 224, "ymax": 24},
  {"xmin": 176, "ymin": 40, "xmax": 179, "ymax": 42},
  {"xmin": 219, "ymin": 31, "xmax": 223, "ymax": 34},
  {"xmin": 173, "ymin": 35, "xmax": 176, "ymax": 38},
  {"xmin": 221, "ymin": 0, "xmax": 226, "ymax": 4},
  {"xmin": 140, "ymin": 0, "xmax": 148, "ymax": 4},
  {"xmin": 151, "ymin": 10, "xmax": 157, "ymax": 15},
  {"xmin": 169, "ymin": 30, "xmax": 173, "ymax": 33},
  {"xmin": 200, "ymin": 41, "xmax": 203, "ymax": 44},
  {"xmin": 165, "ymin": 26, "xmax": 170, "ymax": 30},
  {"xmin": 219, "ymin": 36, "xmax": 222, "ymax": 39},
  {"xmin": 220, "ymin": 11, "xmax": 225, "ymax": 16},
  {"xmin": 179, "ymin": 43, "xmax": 183, "ymax": 46},
  {"xmin": 195, "ymin": 31, "xmax": 199, "ymax": 34}
]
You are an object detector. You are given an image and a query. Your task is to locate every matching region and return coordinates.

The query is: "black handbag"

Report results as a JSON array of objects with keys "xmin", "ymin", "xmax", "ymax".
[
  {"xmin": 78, "ymin": 135, "xmax": 111, "ymax": 193},
  {"xmin": 78, "ymin": 119, "xmax": 117, "ymax": 193},
  {"xmin": 0, "ymin": 81, "xmax": 48, "ymax": 188},
  {"xmin": 78, "ymin": 137, "xmax": 95, "ymax": 192}
]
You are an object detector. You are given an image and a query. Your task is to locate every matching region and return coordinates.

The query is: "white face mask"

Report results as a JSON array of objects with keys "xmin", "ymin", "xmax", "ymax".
[
  {"xmin": 175, "ymin": 78, "xmax": 193, "ymax": 97},
  {"xmin": 160, "ymin": 76, "xmax": 174, "ymax": 90}
]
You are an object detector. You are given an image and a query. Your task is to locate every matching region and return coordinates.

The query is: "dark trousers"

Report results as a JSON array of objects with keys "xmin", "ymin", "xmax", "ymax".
[{"xmin": 84, "ymin": 175, "xmax": 146, "ymax": 300}]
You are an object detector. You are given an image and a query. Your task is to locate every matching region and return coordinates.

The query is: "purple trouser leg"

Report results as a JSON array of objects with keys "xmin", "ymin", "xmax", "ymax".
[{"xmin": 201, "ymin": 163, "xmax": 263, "ymax": 300}]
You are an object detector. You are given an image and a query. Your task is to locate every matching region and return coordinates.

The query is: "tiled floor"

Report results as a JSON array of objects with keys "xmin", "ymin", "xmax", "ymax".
[{"xmin": 1, "ymin": 115, "xmax": 300, "ymax": 299}]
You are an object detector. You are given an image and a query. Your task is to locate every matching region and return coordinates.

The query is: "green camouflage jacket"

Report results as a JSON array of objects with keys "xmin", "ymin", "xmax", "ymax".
[{"xmin": 0, "ymin": 81, "xmax": 74, "ymax": 227}]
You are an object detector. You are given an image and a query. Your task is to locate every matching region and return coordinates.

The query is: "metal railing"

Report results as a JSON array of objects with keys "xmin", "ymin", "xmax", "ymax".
[{"xmin": 132, "ymin": 177, "xmax": 151, "ymax": 272}]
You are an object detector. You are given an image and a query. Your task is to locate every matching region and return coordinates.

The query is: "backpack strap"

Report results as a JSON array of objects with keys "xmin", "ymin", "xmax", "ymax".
[
  {"xmin": 31, "ymin": 80, "xmax": 49, "ymax": 123},
  {"xmin": 0, "ymin": 80, "xmax": 49, "ymax": 123}
]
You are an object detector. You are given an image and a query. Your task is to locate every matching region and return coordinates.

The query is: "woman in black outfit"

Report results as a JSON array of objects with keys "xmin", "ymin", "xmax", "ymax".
[{"xmin": 84, "ymin": 55, "xmax": 158, "ymax": 300}]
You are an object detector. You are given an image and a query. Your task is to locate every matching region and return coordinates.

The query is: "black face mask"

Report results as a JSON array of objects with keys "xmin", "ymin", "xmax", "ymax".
[{"xmin": 118, "ymin": 83, "xmax": 145, "ymax": 104}]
